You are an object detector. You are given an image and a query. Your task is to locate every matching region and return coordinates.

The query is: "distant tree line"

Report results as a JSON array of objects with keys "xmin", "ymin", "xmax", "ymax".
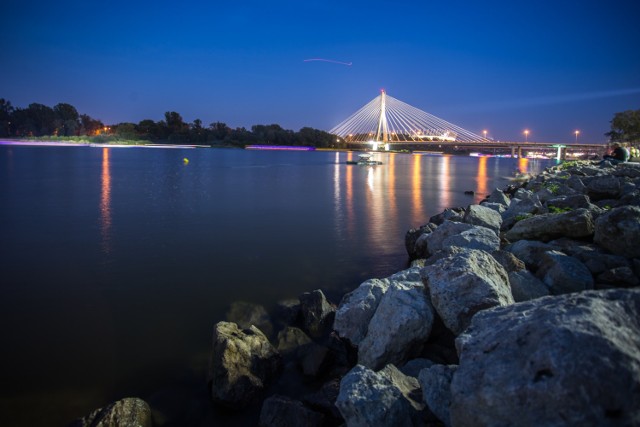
[{"xmin": 0, "ymin": 98, "xmax": 342, "ymax": 148}]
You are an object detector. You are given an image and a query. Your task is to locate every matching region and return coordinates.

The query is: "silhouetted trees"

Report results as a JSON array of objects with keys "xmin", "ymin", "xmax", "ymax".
[
  {"xmin": 0, "ymin": 98, "xmax": 341, "ymax": 148},
  {"xmin": 606, "ymin": 110, "xmax": 640, "ymax": 143}
]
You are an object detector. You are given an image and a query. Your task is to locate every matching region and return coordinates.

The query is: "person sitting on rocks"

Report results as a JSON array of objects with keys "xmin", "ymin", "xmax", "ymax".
[{"xmin": 601, "ymin": 142, "xmax": 629, "ymax": 165}]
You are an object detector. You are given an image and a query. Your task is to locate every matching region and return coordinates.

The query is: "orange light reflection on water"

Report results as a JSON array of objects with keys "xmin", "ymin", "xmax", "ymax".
[
  {"xmin": 518, "ymin": 157, "xmax": 529, "ymax": 174},
  {"xmin": 477, "ymin": 156, "xmax": 487, "ymax": 198},
  {"xmin": 100, "ymin": 148, "xmax": 112, "ymax": 255},
  {"xmin": 438, "ymin": 155, "xmax": 451, "ymax": 211},
  {"xmin": 411, "ymin": 154, "xmax": 423, "ymax": 225}
]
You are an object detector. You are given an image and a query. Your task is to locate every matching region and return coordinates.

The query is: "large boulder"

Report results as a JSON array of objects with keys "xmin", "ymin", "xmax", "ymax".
[
  {"xmin": 503, "ymin": 239, "xmax": 556, "ymax": 272},
  {"xmin": 484, "ymin": 188, "xmax": 511, "ymax": 206},
  {"xmin": 585, "ymin": 175, "xmax": 623, "ymax": 201},
  {"xmin": 209, "ymin": 322, "xmax": 282, "ymax": 409},
  {"xmin": 594, "ymin": 205, "xmax": 640, "ymax": 258},
  {"xmin": 418, "ymin": 365, "xmax": 457, "ymax": 427},
  {"xmin": 336, "ymin": 364, "xmax": 424, "ymax": 427},
  {"xmin": 333, "ymin": 278, "xmax": 390, "ymax": 346},
  {"xmin": 424, "ymin": 221, "xmax": 476, "ymax": 256},
  {"xmin": 462, "ymin": 204, "xmax": 502, "ymax": 235},
  {"xmin": 259, "ymin": 395, "xmax": 325, "ymax": 427},
  {"xmin": 441, "ymin": 225, "xmax": 500, "ymax": 252},
  {"xmin": 405, "ymin": 223, "xmax": 437, "ymax": 259},
  {"xmin": 504, "ymin": 208, "xmax": 595, "ymax": 242},
  {"xmin": 70, "ymin": 397, "xmax": 152, "ymax": 427},
  {"xmin": 451, "ymin": 288, "xmax": 640, "ymax": 426},
  {"xmin": 226, "ymin": 301, "xmax": 273, "ymax": 338},
  {"xmin": 421, "ymin": 249, "xmax": 513, "ymax": 335},
  {"xmin": 299, "ymin": 290, "xmax": 336, "ymax": 339},
  {"xmin": 508, "ymin": 270, "xmax": 549, "ymax": 302},
  {"xmin": 535, "ymin": 250, "xmax": 594, "ymax": 295},
  {"xmin": 358, "ymin": 282, "xmax": 434, "ymax": 370}
]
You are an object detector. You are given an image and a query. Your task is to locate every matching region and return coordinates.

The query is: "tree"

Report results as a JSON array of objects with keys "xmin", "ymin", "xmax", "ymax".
[
  {"xmin": 0, "ymin": 98, "xmax": 14, "ymax": 137},
  {"xmin": 606, "ymin": 109, "xmax": 640, "ymax": 143},
  {"xmin": 53, "ymin": 103, "xmax": 80, "ymax": 136},
  {"xmin": 16, "ymin": 103, "xmax": 56, "ymax": 136},
  {"xmin": 80, "ymin": 114, "xmax": 104, "ymax": 136}
]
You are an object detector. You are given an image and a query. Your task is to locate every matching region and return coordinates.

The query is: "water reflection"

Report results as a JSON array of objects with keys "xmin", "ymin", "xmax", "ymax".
[
  {"xmin": 438, "ymin": 155, "xmax": 451, "ymax": 210},
  {"xmin": 477, "ymin": 156, "xmax": 488, "ymax": 197},
  {"xmin": 518, "ymin": 157, "xmax": 529, "ymax": 174},
  {"xmin": 411, "ymin": 154, "xmax": 423, "ymax": 225},
  {"xmin": 100, "ymin": 148, "xmax": 112, "ymax": 255}
]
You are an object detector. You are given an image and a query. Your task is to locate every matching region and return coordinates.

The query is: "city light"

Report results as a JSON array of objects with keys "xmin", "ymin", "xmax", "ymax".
[
  {"xmin": 524, "ymin": 129, "xmax": 530, "ymax": 142},
  {"xmin": 575, "ymin": 130, "xmax": 580, "ymax": 143},
  {"xmin": 483, "ymin": 129, "xmax": 488, "ymax": 140}
]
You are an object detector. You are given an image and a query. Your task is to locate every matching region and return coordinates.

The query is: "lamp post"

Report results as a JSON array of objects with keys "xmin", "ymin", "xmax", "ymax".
[
  {"xmin": 574, "ymin": 130, "xmax": 580, "ymax": 143},
  {"xmin": 524, "ymin": 129, "xmax": 529, "ymax": 142},
  {"xmin": 483, "ymin": 129, "xmax": 488, "ymax": 140}
]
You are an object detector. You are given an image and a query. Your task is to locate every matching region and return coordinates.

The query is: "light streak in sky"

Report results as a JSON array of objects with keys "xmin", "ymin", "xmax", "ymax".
[{"xmin": 303, "ymin": 58, "xmax": 352, "ymax": 66}]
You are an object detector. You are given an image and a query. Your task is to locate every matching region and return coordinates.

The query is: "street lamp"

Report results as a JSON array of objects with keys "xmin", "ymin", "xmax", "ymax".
[
  {"xmin": 483, "ymin": 130, "xmax": 488, "ymax": 140},
  {"xmin": 524, "ymin": 129, "xmax": 530, "ymax": 142},
  {"xmin": 574, "ymin": 130, "xmax": 580, "ymax": 143}
]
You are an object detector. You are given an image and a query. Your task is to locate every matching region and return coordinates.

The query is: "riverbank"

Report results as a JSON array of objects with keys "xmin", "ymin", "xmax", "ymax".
[{"xmin": 69, "ymin": 159, "xmax": 640, "ymax": 426}]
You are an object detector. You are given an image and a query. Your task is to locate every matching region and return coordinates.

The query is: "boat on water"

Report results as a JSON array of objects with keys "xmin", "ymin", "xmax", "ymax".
[{"xmin": 346, "ymin": 153, "xmax": 383, "ymax": 165}]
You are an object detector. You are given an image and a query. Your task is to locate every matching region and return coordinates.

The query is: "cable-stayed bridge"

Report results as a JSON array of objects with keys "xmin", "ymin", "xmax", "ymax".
[
  {"xmin": 330, "ymin": 90, "xmax": 487, "ymax": 145},
  {"xmin": 329, "ymin": 90, "xmax": 606, "ymax": 159}
]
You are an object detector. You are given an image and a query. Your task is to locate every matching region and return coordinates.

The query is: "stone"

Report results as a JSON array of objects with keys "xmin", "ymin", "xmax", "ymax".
[
  {"xmin": 70, "ymin": 397, "xmax": 152, "ymax": 427},
  {"xmin": 424, "ymin": 221, "xmax": 475, "ymax": 256},
  {"xmin": 585, "ymin": 174, "xmax": 623, "ymax": 201},
  {"xmin": 485, "ymin": 188, "xmax": 510, "ymax": 206},
  {"xmin": 536, "ymin": 250, "xmax": 594, "ymax": 295},
  {"xmin": 421, "ymin": 249, "xmax": 513, "ymax": 335},
  {"xmin": 259, "ymin": 395, "xmax": 325, "ymax": 427},
  {"xmin": 594, "ymin": 205, "xmax": 640, "ymax": 258},
  {"xmin": 303, "ymin": 379, "xmax": 343, "ymax": 421},
  {"xmin": 333, "ymin": 278, "xmax": 390, "ymax": 346},
  {"xmin": 418, "ymin": 365, "xmax": 457, "ymax": 427},
  {"xmin": 451, "ymin": 289, "xmax": 640, "ymax": 427},
  {"xmin": 500, "ymin": 197, "xmax": 545, "ymax": 231},
  {"xmin": 358, "ymin": 283, "xmax": 434, "ymax": 370},
  {"xmin": 405, "ymin": 223, "xmax": 437, "ymax": 260},
  {"xmin": 299, "ymin": 290, "xmax": 336, "ymax": 339},
  {"xmin": 300, "ymin": 342, "xmax": 330, "ymax": 378},
  {"xmin": 399, "ymin": 358, "xmax": 435, "ymax": 378},
  {"xmin": 209, "ymin": 322, "xmax": 282, "ymax": 409},
  {"xmin": 226, "ymin": 301, "xmax": 273, "ymax": 338},
  {"xmin": 545, "ymin": 194, "xmax": 595, "ymax": 211},
  {"xmin": 490, "ymin": 249, "xmax": 526, "ymax": 273},
  {"xmin": 336, "ymin": 364, "xmax": 424, "ymax": 427},
  {"xmin": 504, "ymin": 208, "xmax": 595, "ymax": 242},
  {"xmin": 478, "ymin": 201, "xmax": 507, "ymax": 215},
  {"xmin": 462, "ymin": 204, "xmax": 502, "ymax": 235},
  {"xmin": 273, "ymin": 298, "xmax": 301, "ymax": 328},
  {"xmin": 508, "ymin": 269, "xmax": 549, "ymax": 302},
  {"xmin": 596, "ymin": 266, "xmax": 640, "ymax": 288},
  {"xmin": 276, "ymin": 326, "xmax": 312, "ymax": 355},
  {"xmin": 442, "ymin": 224, "xmax": 501, "ymax": 253},
  {"xmin": 503, "ymin": 239, "xmax": 555, "ymax": 271},
  {"xmin": 428, "ymin": 207, "xmax": 465, "ymax": 225}
]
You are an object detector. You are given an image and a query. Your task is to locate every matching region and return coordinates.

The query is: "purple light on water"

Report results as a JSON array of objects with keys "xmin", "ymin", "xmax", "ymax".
[{"xmin": 245, "ymin": 145, "xmax": 316, "ymax": 151}]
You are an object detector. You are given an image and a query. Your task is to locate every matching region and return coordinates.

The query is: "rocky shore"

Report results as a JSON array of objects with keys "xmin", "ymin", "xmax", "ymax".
[{"xmin": 72, "ymin": 160, "xmax": 640, "ymax": 426}]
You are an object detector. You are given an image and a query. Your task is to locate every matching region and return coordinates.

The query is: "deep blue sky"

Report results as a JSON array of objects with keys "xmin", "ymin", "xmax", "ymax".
[{"xmin": 2, "ymin": 0, "xmax": 639, "ymax": 143}]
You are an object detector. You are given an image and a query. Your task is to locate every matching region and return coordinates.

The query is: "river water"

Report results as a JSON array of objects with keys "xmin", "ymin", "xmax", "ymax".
[{"xmin": 0, "ymin": 145, "xmax": 555, "ymax": 426}]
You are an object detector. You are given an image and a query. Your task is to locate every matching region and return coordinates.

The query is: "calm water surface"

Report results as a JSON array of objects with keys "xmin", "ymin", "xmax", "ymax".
[{"xmin": 0, "ymin": 146, "xmax": 555, "ymax": 426}]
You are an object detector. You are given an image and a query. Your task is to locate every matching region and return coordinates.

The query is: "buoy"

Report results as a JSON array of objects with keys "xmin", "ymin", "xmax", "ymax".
[{"xmin": 183, "ymin": 158, "xmax": 189, "ymax": 164}]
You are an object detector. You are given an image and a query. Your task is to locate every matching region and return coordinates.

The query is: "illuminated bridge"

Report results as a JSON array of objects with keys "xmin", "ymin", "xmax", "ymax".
[{"xmin": 330, "ymin": 90, "xmax": 487, "ymax": 148}]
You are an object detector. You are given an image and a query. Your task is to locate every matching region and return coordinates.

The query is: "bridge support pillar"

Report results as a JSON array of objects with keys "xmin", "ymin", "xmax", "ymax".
[
  {"xmin": 511, "ymin": 146, "xmax": 516, "ymax": 157},
  {"xmin": 518, "ymin": 147, "xmax": 523, "ymax": 158}
]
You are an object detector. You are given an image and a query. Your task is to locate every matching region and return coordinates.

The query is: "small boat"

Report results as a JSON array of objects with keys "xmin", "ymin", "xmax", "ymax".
[{"xmin": 346, "ymin": 153, "xmax": 383, "ymax": 166}]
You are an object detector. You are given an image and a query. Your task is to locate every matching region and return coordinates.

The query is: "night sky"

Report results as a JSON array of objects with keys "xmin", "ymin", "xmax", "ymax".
[{"xmin": 2, "ymin": 0, "xmax": 639, "ymax": 143}]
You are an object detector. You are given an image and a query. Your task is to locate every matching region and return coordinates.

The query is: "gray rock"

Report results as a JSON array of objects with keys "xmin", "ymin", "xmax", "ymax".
[
  {"xmin": 478, "ymin": 201, "xmax": 507, "ymax": 215},
  {"xmin": 418, "ymin": 365, "xmax": 457, "ymax": 427},
  {"xmin": 209, "ymin": 322, "xmax": 282, "ymax": 409},
  {"xmin": 586, "ymin": 175, "xmax": 623, "ymax": 201},
  {"xmin": 424, "ymin": 221, "xmax": 475, "ymax": 256},
  {"xmin": 299, "ymin": 289, "xmax": 336, "ymax": 339},
  {"xmin": 566, "ymin": 175, "xmax": 587, "ymax": 193},
  {"xmin": 545, "ymin": 194, "xmax": 595, "ymax": 211},
  {"xmin": 536, "ymin": 250, "xmax": 594, "ymax": 295},
  {"xmin": 273, "ymin": 298, "xmax": 301, "ymax": 327},
  {"xmin": 594, "ymin": 205, "xmax": 640, "ymax": 258},
  {"xmin": 451, "ymin": 289, "xmax": 640, "ymax": 427},
  {"xmin": 259, "ymin": 395, "xmax": 325, "ymax": 427},
  {"xmin": 500, "ymin": 197, "xmax": 545, "ymax": 231},
  {"xmin": 276, "ymin": 326, "xmax": 312, "ymax": 355},
  {"xmin": 503, "ymin": 239, "xmax": 556, "ymax": 272},
  {"xmin": 429, "ymin": 208, "xmax": 465, "ymax": 225},
  {"xmin": 490, "ymin": 249, "xmax": 526, "ymax": 273},
  {"xmin": 462, "ymin": 204, "xmax": 502, "ymax": 235},
  {"xmin": 508, "ymin": 270, "xmax": 550, "ymax": 302},
  {"xmin": 441, "ymin": 225, "xmax": 500, "ymax": 253},
  {"xmin": 504, "ymin": 208, "xmax": 595, "ymax": 242},
  {"xmin": 485, "ymin": 188, "xmax": 511, "ymax": 206},
  {"xmin": 421, "ymin": 249, "xmax": 513, "ymax": 335},
  {"xmin": 597, "ymin": 266, "xmax": 640, "ymax": 288},
  {"xmin": 71, "ymin": 397, "xmax": 152, "ymax": 427},
  {"xmin": 405, "ymin": 223, "xmax": 437, "ymax": 260},
  {"xmin": 226, "ymin": 301, "xmax": 273, "ymax": 338},
  {"xmin": 399, "ymin": 358, "xmax": 435, "ymax": 378},
  {"xmin": 333, "ymin": 278, "xmax": 390, "ymax": 346},
  {"xmin": 300, "ymin": 342, "xmax": 330, "ymax": 378},
  {"xmin": 358, "ymin": 283, "xmax": 434, "ymax": 370},
  {"xmin": 336, "ymin": 364, "xmax": 424, "ymax": 427}
]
